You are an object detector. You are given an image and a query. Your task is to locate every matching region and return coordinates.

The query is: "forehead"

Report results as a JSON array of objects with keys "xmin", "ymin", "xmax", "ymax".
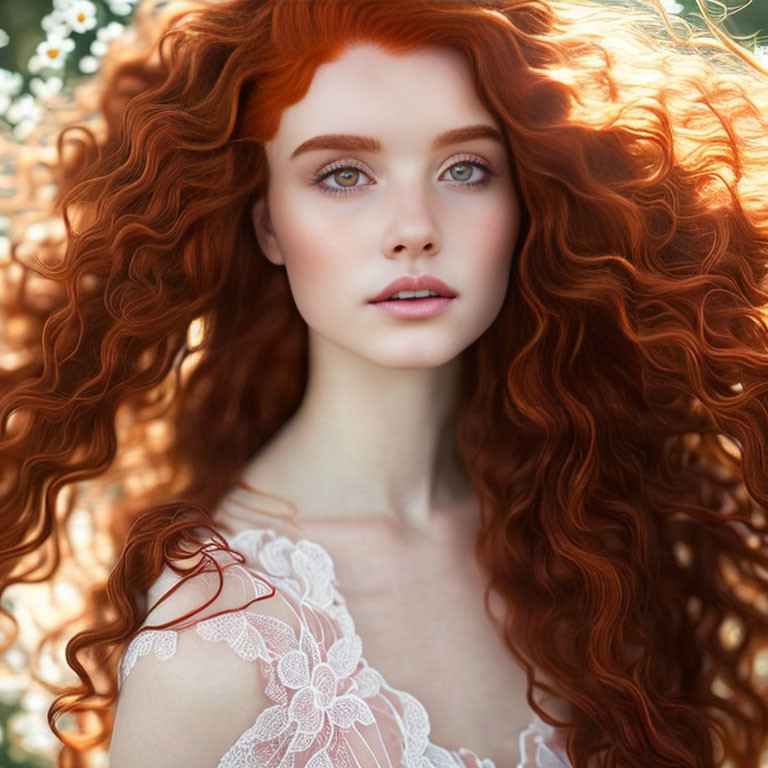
[{"xmin": 267, "ymin": 43, "xmax": 496, "ymax": 155}]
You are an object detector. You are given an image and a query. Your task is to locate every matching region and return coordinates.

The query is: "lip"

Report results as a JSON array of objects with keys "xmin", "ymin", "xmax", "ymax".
[
  {"xmin": 372, "ymin": 297, "xmax": 453, "ymax": 319},
  {"xmin": 368, "ymin": 274, "xmax": 458, "ymax": 303}
]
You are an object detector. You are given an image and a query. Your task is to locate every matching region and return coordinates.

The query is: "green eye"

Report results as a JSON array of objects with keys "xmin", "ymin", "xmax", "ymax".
[
  {"xmin": 448, "ymin": 163, "xmax": 474, "ymax": 182},
  {"xmin": 313, "ymin": 157, "xmax": 496, "ymax": 197}
]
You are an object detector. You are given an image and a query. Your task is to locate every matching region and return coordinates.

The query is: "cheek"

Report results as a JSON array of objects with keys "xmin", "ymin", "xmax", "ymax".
[
  {"xmin": 486, "ymin": 192, "xmax": 521, "ymax": 251},
  {"xmin": 285, "ymin": 250, "xmax": 340, "ymax": 318},
  {"xmin": 272, "ymin": 205, "xmax": 362, "ymax": 321},
  {"xmin": 273, "ymin": 184, "xmax": 365, "ymax": 256},
  {"xmin": 469, "ymin": 200, "xmax": 520, "ymax": 290}
]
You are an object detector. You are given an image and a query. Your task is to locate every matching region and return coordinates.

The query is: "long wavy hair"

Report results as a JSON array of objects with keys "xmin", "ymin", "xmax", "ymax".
[{"xmin": 1, "ymin": 0, "xmax": 768, "ymax": 765}]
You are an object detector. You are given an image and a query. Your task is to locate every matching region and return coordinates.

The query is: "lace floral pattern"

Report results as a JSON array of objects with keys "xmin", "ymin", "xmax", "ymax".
[
  {"xmin": 118, "ymin": 527, "xmax": 574, "ymax": 768},
  {"xmin": 118, "ymin": 627, "xmax": 177, "ymax": 682}
]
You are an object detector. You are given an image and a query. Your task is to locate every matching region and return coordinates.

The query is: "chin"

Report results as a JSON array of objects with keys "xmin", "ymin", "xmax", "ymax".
[{"xmin": 364, "ymin": 348, "xmax": 464, "ymax": 370}]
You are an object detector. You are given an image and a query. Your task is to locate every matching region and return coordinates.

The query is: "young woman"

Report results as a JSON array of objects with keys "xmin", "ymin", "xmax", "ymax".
[{"xmin": 0, "ymin": 1, "xmax": 767, "ymax": 766}]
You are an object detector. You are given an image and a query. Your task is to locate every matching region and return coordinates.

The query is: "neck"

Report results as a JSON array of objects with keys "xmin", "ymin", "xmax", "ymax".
[{"xmin": 238, "ymin": 331, "xmax": 474, "ymax": 534}]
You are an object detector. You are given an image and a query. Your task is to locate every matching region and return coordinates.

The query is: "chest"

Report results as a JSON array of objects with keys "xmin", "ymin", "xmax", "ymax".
[{"xmin": 308, "ymin": 524, "xmax": 537, "ymax": 767}]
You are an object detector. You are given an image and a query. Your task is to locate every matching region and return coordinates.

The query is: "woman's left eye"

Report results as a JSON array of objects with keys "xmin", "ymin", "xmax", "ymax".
[{"xmin": 312, "ymin": 158, "xmax": 497, "ymax": 197}]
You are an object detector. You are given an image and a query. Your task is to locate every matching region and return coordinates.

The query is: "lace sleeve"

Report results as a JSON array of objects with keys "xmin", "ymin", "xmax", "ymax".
[
  {"xmin": 111, "ymin": 619, "xmax": 279, "ymax": 767},
  {"xmin": 518, "ymin": 713, "xmax": 573, "ymax": 768},
  {"xmin": 110, "ymin": 560, "xmax": 285, "ymax": 768},
  {"xmin": 113, "ymin": 552, "xmax": 391, "ymax": 768}
]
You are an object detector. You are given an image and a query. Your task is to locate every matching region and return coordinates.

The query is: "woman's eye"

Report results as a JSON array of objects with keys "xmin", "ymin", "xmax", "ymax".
[
  {"xmin": 444, "ymin": 161, "xmax": 487, "ymax": 184},
  {"xmin": 315, "ymin": 165, "xmax": 372, "ymax": 194},
  {"xmin": 312, "ymin": 158, "xmax": 496, "ymax": 197}
]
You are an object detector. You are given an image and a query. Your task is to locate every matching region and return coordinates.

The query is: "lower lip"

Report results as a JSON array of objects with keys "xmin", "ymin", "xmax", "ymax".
[{"xmin": 370, "ymin": 297, "xmax": 454, "ymax": 318}]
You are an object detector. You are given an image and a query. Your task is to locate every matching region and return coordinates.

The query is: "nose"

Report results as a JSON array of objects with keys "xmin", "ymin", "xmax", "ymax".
[
  {"xmin": 381, "ymin": 185, "xmax": 442, "ymax": 261},
  {"xmin": 390, "ymin": 240, "xmax": 437, "ymax": 257}
]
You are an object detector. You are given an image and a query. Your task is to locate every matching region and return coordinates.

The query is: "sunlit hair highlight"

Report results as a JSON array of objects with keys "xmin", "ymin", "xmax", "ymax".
[{"xmin": 0, "ymin": 0, "xmax": 767, "ymax": 765}]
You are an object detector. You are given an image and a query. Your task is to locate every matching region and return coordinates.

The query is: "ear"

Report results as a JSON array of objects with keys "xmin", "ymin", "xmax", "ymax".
[{"xmin": 251, "ymin": 197, "xmax": 285, "ymax": 266}]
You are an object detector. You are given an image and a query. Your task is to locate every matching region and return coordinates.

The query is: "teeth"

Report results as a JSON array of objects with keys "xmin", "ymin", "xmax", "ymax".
[{"xmin": 389, "ymin": 289, "xmax": 441, "ymax": 300}]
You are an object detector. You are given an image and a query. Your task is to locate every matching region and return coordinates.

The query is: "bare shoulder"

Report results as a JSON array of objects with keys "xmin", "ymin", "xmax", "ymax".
[
  {"xmin": 110, "ymin": 556, "xmax": 292, "ymax": 768},
  {"xmin": 110, "ymin": 625, "xmax": 273, "ymax": 768}
]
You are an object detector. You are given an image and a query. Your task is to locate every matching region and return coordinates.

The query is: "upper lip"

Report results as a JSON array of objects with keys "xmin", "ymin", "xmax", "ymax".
[{"xmin": 369, "ymin": 274, "xmax": 458, "ymax": 302}]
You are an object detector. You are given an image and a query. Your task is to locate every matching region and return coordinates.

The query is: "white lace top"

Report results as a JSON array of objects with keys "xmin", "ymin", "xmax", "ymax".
[{"xmin": 117, "ymin": 526, "xmax": 573, "ymax": 767}]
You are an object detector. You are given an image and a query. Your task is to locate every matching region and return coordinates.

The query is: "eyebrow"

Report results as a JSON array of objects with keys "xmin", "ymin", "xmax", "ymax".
[{"xmin": 289, "ymin": 124, "xmax": 505, "ymax": 159}]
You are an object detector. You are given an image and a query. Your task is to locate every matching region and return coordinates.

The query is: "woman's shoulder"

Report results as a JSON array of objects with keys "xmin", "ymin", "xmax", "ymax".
[
  {"xmin": 119, "ymin": 520, "xmax": 352, "ymax": 682},
  {"xmin": 111, "ymin": 524, "xmax": 394, "ymax": 768},
  {"xmin": 111, "ymin": 542, "xmax": 285, "ymax": 768}
]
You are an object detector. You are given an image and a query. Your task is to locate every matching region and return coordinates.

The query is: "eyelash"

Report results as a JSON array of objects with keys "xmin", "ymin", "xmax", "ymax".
[{"xmin": 312, "ymin": 156, "xmax": 497, "ymax": 197}]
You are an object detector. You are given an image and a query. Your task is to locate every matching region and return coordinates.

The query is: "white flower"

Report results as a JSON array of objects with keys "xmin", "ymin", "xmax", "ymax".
[
  {"xmin": 755, "ymin": 45, "xmax": 768, "ymax": 67},
  {"xmin": 27, "ymin": 55, "xmax": 43, "ymax": 75},
  {"xmin": 90, "ymin": 39, "xmax": 108, "ymax": 57},
  {"xmin": 83, "ymin": 24, "xmax": 123, "ymax": 65},
  {"xmin": 0, "ymin": 29, "xmax": 9, "ymax": 49},
  {"xmin": 35, "ymin": 35, "xmax": 76, "ymax": 70},
  {"xmin": 29, "ymin": 76, "xmax": 63, "ymax": 101},
  {"xmin": 108, "ymin": 0, "xmax": 135, "ymax": 15},
  {"xmin": 7, "ymin": 95, "xmax": 41, "ymax": 138},
  {"xmin": 7, "ymin": 94, "xmax": 41, "ymax": 125},
  {"xmin": 97, "ymin": 21, "xmax": 125, "ymax": 41},
  {"xmin": 79, "ymin": 55, "xmax": 100, "ymax": 74},
  {"xmin": 659, "ymin": 0, "xmax": 684, "ymax": 14},
  {"xmin": 0, "ymin": 69, "xmax": 22, "ymax": 98},
  {"xmin": 41, "ymin": 11, "xmax": 72, "ymax": 38},
  {"xmin": 63, "ymin": 1, "xmax": 98, "ymax": 34}
]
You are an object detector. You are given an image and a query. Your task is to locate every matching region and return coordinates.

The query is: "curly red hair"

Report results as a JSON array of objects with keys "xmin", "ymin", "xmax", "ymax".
[{"xmin": 1, "ymin": 0, "xmax": 768, "ymax": 766}]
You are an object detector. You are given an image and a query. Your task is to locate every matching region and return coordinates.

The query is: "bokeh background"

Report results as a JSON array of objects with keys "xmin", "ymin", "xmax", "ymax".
[{"xmin": 0, "ymin": 0, "xmax": 765, "ymax": 766}]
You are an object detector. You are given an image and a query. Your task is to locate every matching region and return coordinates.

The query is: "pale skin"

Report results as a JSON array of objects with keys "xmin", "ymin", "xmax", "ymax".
[
  {"xmin": 230, "ymin": 41, "xmax": 521, "ymax": 537},
  {"xmin": 210, "ymin": 43, "xmax": 573, "ymax": 766}
]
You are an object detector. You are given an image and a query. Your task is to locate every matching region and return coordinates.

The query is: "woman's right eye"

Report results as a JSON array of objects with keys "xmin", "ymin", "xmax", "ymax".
[{"xmin": 312, "ymin": 163, "xmax": 372, "ymax": 196}]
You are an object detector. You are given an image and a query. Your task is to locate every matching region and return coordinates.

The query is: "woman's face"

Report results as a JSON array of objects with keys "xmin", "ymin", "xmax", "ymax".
[{"xmin": 252, "ymin": 42, "xmax": 521, "ymax": 368}]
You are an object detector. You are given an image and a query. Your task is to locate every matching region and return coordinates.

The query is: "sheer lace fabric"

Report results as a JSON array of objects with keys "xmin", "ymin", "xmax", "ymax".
[{"xmin": 118, "ymin": 527, "xmax": 573, "ymax": 767}]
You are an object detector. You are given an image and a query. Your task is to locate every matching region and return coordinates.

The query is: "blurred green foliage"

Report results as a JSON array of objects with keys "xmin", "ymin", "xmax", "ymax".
[{"xmin": 0, "ymin": 697, "xmax": 52, "ymax": 767}]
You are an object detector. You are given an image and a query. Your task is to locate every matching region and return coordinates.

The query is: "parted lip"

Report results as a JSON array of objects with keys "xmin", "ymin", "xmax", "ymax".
[{"xmin": 369, "ymin": 275, "xmax": 458, "ymax": 303}]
